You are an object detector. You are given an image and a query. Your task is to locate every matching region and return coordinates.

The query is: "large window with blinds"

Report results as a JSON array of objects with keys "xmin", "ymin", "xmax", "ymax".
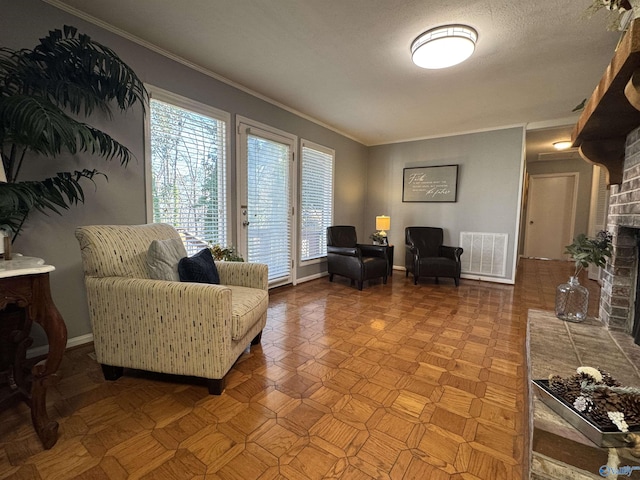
[
  {"xmin": 147, "ymin": 88, "xmax": 230, "ymax": 254},
  {"xmin": 300, "ymin": 140, "xmax": 334, "ymax": 263}
]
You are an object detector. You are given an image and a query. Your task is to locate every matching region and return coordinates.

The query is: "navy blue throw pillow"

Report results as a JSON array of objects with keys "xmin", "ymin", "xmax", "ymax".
[{"xmin": 178, "ymin": 248, "xmax": 220, "ymax": 284}]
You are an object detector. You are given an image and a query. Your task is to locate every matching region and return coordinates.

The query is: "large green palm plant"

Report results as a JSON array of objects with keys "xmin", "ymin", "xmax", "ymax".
[{"xmin": 0, "ymin": 25, "xmax": 147, "ymax": 239}]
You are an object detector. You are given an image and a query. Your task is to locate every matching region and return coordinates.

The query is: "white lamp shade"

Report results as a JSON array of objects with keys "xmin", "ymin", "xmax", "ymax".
[
  {"xmin": 376, "ymin": 215, "xmax": 390, "ymax": 231},
  {"xmin": 411, "ymin": 25, "xmax": 477, "ymax": 69}
]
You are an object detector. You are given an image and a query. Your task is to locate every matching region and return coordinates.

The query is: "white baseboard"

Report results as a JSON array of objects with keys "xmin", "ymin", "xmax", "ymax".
[
  {"xmin": 295, "ymin": 271, "xmax": 329, "ymax": 284},
  {"xmin": 24, "ymin": 268, "xmax": 508, "ymax": 360},
  {"xmin": 300, "ymin": 268, "xmax": 402, "ymax": 283},
  {"xmin": 27, "ymin": 333, "xmax": 94, "ymax": 359},
  {"xmin": 460, "ymin": 273, "xmax": 514, "ymax": 285},
  {"xmin": 393, "ymin": 266, "xmax": 513, "ymax": 284}
]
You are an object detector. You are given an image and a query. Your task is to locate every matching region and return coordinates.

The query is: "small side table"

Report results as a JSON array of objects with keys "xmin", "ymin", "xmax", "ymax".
[
  {"xmin": 0, "ymin": 256, "xmax": 67, "ymax": 449},
  {"xmin": 371, "ymin": 244, "xmax": 394, "ymax": 276},
  {"xmin": 384, "ymin": 245, "xmax": 394, "ymax": 276}
]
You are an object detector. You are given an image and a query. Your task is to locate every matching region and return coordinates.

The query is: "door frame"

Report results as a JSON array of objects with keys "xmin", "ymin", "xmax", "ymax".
[
  {"xmin": 523, "ymin": 172, "xmax": 579, "ymax": 260},
  {"xmin": 235, "ymin": 115, "xmax": 298, "ymax": 287}
]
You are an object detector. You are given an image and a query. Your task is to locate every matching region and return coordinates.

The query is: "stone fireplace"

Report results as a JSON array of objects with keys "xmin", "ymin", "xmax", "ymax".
[
  {"xmin": 570, "ymin": 18, "xmax": 640, "ymax": 335},
  {"xmin": 599, "ymin": 127, "xmax": 640, "ymax": 333}
]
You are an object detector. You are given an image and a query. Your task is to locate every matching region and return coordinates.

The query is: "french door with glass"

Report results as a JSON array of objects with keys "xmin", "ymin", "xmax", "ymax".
[{"xmin": 237, "ymin": 118, "xmax": 296, "ymax": 286}]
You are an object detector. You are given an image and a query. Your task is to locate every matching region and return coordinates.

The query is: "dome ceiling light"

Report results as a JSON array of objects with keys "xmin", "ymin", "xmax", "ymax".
[
  {"xmin": 411, "ymin": 24, "xmax": 478, "ymax": 69},
  {"xmin": 553, "ymin": 141, "xmax": 573, "ymax": 150}
]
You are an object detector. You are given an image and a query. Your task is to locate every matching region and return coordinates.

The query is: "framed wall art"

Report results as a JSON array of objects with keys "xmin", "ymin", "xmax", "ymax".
[{"xmin": 402, "ymin": 164, "xmax": 458, "ymax": 202}]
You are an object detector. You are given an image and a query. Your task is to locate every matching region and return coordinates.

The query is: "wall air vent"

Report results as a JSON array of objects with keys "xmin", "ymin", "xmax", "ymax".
[{"xmin": 460, "ymin": 232, "xmax": 508, "ymax": 277}]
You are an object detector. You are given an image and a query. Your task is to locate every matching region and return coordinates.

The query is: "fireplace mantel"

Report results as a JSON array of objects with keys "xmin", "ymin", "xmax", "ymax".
[{"xmin": 572, "ymin": 18, "xmax": 640, "ymax": 185}]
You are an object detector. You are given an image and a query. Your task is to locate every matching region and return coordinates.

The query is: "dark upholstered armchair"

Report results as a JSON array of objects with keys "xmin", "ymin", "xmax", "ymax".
[
  {"xmin": 405, "ymin": 226, "xmax": 463, "ymax": 286},
  {"xmin": 327, "ymin": 226, "xmax": 388, "ymax": 290}
]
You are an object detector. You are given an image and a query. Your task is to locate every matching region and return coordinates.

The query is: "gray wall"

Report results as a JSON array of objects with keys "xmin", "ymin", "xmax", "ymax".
[
  {"xmin": 3, "ymin": 0, "xmax": 368, "ymax": 347},
  {"xmin": 4, "ymin": 1, "xmax": 529, "ymax": 350},
  {"xmin": 367, "ymin": 127, "xmax": 526, "ymax": 283}
]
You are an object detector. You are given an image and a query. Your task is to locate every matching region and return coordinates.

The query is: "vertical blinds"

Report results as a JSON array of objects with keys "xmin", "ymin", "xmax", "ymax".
[
  {"xmin": 300, "ymin": 144, "xmax": 333, "ymax": 261},
  {"xmin": 150, "ymin": 98, "xmax": 227, "ymax": 255},
  {"xmin": 247, "ymin": 134, "xmax": 291, "ymax": 281}
]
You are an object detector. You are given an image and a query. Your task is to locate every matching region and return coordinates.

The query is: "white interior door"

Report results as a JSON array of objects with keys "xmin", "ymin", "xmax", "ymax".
[
  {"xmin": 524, "ymin": 173, "xmax": 578, "ymax": 260},
  {"xmin": 237, "ymin": 119, "xmax": 296, "ymax": 286}
]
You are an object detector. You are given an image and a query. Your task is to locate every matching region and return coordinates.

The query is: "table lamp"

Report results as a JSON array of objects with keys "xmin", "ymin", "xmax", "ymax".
[{"xmin": 376, "ymin": 215, "xmax": 390, "ymax": 244}]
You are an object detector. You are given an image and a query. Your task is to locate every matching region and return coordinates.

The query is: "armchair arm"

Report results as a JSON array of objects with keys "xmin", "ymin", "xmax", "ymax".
[
  {"xmin": 84, "ymin": 277, "xmax": 234, "ymax": 377},
  {"xmin": 358, "ymin": 244, "xmax": 387, "ymax": 259},
  {"xmin": 215, "ymin": 261, "xmax": 268, "ymax": 290},
  {"xmin": 328, "ymin": 246, "xmax": 359, "ymax": 257},
  {"xmin": 405, "ymin": 243, "xmax": 419, "ymax": 257},
  {"xmin": 440, "ymin": 245, "xmax": 464, "ymax": 261}
]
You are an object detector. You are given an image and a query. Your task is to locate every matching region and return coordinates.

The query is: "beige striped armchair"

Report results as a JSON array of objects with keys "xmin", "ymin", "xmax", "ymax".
[{"xmin": 75, "ymin": 223, "xmax": 268, "ymax": 394}]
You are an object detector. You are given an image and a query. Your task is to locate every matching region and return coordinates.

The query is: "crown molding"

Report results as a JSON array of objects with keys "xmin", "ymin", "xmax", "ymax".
[{"xmin": 42, "ymin": 0, "xmax": 365, "ymax": 145}]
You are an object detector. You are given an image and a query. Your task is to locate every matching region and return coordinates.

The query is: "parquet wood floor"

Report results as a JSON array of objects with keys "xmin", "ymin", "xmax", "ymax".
[{"xmin": 0, "ymin": 258, "xmax": 600, "ymax": 479}]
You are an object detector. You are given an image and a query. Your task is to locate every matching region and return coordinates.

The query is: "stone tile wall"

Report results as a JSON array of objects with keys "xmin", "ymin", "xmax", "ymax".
[{"xmin": 601, "ymin": 127, "xmax": 640, "ymax": 331}]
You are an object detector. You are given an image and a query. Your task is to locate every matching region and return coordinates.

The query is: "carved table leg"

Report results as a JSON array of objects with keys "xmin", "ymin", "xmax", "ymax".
[
  {"xmin": 29, "ymin": 274, "xmax": 67, "ymax": 449},
  {"xmin": 1, "ymin": 273, "xmax": 67, "ymax": 449},
  {"xmin": 30, "ymin": 369, "xmax": 60, "ymax": 449}
]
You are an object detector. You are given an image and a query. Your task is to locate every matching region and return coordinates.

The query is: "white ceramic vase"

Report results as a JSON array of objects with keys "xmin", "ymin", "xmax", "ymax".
[{"xmin": 626, "ymin": 0, "xmax": 640, "ymax": 20}]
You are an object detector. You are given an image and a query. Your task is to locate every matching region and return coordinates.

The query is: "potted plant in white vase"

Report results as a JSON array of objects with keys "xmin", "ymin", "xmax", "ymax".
[
  {"xmin": 556, "ymin": 230, "xmax": 613, "ymax": 322},
  {"xmin": 587, "ymin": 0, "xmax": 640, "ymax": 30},
  {"xmin": 0, "ymin": 25, "xmax": 147, "ymax": 244},
  {"xmin": 370, "ymin": 231, "xmax": 387, "ymax": 245}
]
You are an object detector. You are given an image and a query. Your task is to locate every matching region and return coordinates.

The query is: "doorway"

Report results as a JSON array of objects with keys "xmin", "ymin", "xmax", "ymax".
[
  {"xmin": 237, "ymin": 118, "xmax": 296, "ymax": 287},
  {"xmin": 523, "ymin": 173, "xmax": 578, "ymax": 259}
]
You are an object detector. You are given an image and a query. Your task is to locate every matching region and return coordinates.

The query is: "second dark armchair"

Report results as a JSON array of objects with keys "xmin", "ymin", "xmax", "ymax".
[
  {"xmin": 405, "ymin": 226, "xmax": 463, "ymax": 286},
  {"xmin": 327, "ymin": 226, "xmax": 388, "ymax": 290}
]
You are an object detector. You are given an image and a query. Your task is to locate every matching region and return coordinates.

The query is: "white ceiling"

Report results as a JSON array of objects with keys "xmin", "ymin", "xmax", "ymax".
[{"xmin": 46, "ymin": 0, "xmax": 623, "ymax": 154}]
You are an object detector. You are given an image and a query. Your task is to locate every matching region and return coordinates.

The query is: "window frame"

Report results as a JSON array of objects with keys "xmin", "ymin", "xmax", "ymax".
[
  {"xmin": 144, "ymin": 84, "xmax": 232, "ymax": 250},
  {"xmin": 298, "ymin": 139, "xmax": 335, "ymax": 266}
]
